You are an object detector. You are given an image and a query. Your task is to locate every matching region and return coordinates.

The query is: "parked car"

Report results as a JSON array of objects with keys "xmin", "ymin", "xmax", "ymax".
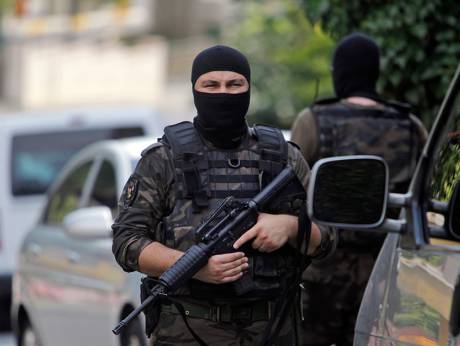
[
  {"xmin": 0, "ymin": 106, "xmax": 162, "ymax": 330},
  {"xmin": 308, "ymin": 64, "xmax": 460, "ymax": 345},
  {"xmin": 10, "ymin": 135, "xmax": 161, "ymax": 346}
]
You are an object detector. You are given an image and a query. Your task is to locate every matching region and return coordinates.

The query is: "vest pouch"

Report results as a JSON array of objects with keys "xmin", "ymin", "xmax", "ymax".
[
  {"xmin": 248, "ymin": 255, "xmax": 283, "ymax": 299},
  {"xmin": 332, "ymin": 117, "xmax": 413, "ymax": 184},
  {"xmin": 233, "ymin": 257, "xmax": 256, "ymax": 296}
]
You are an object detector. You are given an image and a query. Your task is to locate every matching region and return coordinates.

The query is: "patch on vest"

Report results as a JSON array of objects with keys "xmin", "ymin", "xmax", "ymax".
[{"xmin": 123, "ymin": 176, "xmax": 139, "ymax": 209}]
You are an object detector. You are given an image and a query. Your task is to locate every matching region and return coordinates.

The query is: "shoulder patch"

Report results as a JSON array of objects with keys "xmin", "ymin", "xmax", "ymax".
[
  {"xmin": 141, "ymin": 142, "xmax": 163, "ymax": 157},
  {"xmin": 123, "ymin": 176, "xmax": 139, "ymax": 209}
]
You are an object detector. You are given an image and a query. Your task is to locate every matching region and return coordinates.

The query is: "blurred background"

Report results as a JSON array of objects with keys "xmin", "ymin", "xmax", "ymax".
[{"xmin": 0, "ymin": 0, "xmax": 457, "ymax": 127}]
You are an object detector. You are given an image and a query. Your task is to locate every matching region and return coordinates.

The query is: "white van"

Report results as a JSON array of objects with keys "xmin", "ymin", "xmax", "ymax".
[{"xmin": 0, "ymin": 106, "xmax": 163, "ymax": 329}]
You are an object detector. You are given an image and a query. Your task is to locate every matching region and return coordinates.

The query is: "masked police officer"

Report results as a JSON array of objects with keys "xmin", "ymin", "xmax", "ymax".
[
  {"xmin": 290, "ymin": 33, "xmax": 428, "ymax": 345},
  {"xmin": 112, "ymin": 45, "xmax": 336, "ymax": 346}
]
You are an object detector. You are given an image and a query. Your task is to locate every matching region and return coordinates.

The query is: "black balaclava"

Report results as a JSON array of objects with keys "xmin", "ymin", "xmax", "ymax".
[
  {"xmin": 191, "ymin": 45, "xmax": 251, "ymax": 149},
  {"xmin": 332, "ymin": 33, "xmax": 380, "ymax": 100}
]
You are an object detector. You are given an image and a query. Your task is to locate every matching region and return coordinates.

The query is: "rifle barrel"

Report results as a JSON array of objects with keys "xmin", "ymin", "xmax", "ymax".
[
  {"xmin": 112, "ymin": 290, "xmax": 157, "ymax": 335},
  {"xmin": 252, "ymin": 167, "xmax": 296, "ymax": 206}
]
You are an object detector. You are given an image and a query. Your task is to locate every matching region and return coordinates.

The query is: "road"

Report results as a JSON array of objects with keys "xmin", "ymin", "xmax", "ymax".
[{"xmin": 0, "ymin": 332, "xmax": 14, "ymax": 346}]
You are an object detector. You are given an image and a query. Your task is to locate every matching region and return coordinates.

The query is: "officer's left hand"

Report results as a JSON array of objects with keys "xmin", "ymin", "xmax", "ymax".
[{"xmin": 233, "ymin": 213, "xmax": 297, "ymax": 253}]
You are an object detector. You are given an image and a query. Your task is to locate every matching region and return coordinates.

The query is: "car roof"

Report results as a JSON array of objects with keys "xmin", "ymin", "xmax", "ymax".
[
  {"xmin": 0, "ymin": 105, "xmax": 163, "ymax": 134},
  {"xmin": 111, "ymin": 135, "xmax": 160, "ymax": 160},
  {"xmin": 47, "ymin": 135, "xmax": 159, "ymax": 196},
  {"xmin": 74, "ymin": 135, "xmax": 159, "ymax": 162}
]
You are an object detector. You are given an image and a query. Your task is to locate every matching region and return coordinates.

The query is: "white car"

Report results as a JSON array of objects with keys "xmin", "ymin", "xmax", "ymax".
[
  {"xmin": 11, "ymin": 136, "xmax": 158, "ymax": 346},
  {"xmin": 0, "ymin": 106, "xmax": 163, "ymax": 330}
]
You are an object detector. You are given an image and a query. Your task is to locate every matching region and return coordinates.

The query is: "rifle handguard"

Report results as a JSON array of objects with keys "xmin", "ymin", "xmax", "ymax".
[{"xmin": 159, "ymin": 244, "xmax": 210, "ymax": 292}]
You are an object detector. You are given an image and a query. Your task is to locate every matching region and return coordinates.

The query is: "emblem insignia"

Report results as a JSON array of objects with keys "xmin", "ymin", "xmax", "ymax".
[{"xmin": 123, "ymin": 177, "xmax": 139, "ymax": 209}]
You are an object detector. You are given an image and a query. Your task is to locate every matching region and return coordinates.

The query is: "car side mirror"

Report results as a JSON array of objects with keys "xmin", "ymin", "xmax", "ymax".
[
  {"xmin": 308, "ymin": 156, "xmax": 389, "ymax": 228},
  {"xmin": 63, "ymin": 206, "xmax": 113, "ymax": 239},
  {"xmin": 448, "ymin": 180, "xmax": 460, "ymax": 240}
]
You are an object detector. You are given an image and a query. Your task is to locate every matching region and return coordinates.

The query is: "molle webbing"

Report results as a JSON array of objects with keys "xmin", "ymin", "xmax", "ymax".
[
  {"xmin": 254, "ymin": 124, "xmax": 288, "ymax": 186},
  {"xmin": 163, "ymin": 121, "xmax": 288, "ymax": 210},
  {"xmin": 161, "ymin": 121, "xmax": 300, "ymax": 302},
  {"xmin": 164, "ymin": 122, "xmax": 209, "ymax": 209},
  {"xmin": 312, "ymin": 101, "xmax": 415, "ymax": 184}
]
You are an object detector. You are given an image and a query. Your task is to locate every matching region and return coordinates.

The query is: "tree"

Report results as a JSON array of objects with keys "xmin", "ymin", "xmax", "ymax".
[
  {"xmin": 301, "ymin": 0, "xmax": 460, "ymax": 127},
  {"xmin": 228, "ymin": 0, "xmax": 335, "ymax": 128}
]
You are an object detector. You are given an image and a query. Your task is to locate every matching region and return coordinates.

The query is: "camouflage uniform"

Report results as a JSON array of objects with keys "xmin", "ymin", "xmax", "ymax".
[
  {"xmin": 112, "ymin": 124, "xmax": 336, "ymax": 346},
  {"xmin": 291, "ymin": 99, "xmax": 427, "ymax": 346}
]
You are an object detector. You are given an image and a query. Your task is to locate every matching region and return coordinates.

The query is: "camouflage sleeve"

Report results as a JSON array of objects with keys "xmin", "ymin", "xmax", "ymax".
[
  {"xmin": 112, "ymin": 143, "xmax": 175, "ymax": 272},
  {"xmin": 290, "ymin": 107, "xmax": 318, "ymax": 165},
  {"xmin": 286, "ymin": 142, "xmax": 310, "ymax": 190},
  {"xmin": 309, "ymin": 225, "xmax": 339, "ymax": 262},
  {"xmin": 287, "ymin": 143, "xmax": 337, "ymax": 260}
]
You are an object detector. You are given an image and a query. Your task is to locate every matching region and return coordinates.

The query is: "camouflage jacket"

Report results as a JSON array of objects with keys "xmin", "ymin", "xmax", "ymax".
[{"xmin": 112, "ymin": 128, "xmax": 335, "ymax": 273}]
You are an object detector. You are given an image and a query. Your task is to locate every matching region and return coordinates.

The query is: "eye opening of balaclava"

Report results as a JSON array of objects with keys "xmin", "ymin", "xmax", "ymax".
[
  {"xmin": 191, "ymin": 45, "xmax": 251, "ymax": 149},
  {"xmin": 332, "ymin": 32, "xmax": 380, "ymax": 100}
]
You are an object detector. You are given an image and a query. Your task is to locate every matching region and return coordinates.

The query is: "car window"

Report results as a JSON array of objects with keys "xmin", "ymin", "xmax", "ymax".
[
  {"xmin": 426, "ymin": 90, "xmax": 460, "ymax": 241},
  {"xmin": 88, "ymin": 160, "xmax": 118, "ymax": 215},
  {"xmin": 44, "ymin": 161, "xmax": 93, "ymax": 224},
  {"xmin": 131, "ymin": 158, "xmax": 140, "ymax": 171},
  {"xmin": 11, "ymin": 126, "xmax": 144, "ymax": 196}
]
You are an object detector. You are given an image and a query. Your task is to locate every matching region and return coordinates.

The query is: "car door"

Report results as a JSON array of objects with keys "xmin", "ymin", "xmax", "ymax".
[
  {"xmin": 20, "ymin": 159, "xmax": 96, "ymax": 346},
  {"xmin": 355, "ymin": 67, "xmax": 460, "ymax": 345},
  {"xmin": 60, "ymin": 158, "xmax": 124, "ymax": 346}
]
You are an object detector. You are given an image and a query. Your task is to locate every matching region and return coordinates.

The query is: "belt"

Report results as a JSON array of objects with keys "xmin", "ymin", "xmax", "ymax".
[{"xmin": 161, "ymin": 300, "xmax": 272, "ymax": 323}]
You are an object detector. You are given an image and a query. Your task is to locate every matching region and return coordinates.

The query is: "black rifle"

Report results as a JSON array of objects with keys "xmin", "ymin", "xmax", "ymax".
[{"xmin": 112, "ymin": 167, "xmax": 298, "ymax": 336}]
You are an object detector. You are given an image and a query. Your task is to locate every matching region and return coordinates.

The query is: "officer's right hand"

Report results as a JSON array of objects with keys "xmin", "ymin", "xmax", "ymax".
[{"xmin": 194, "ymin": 252, "xmax": 248, "ymax": 284}]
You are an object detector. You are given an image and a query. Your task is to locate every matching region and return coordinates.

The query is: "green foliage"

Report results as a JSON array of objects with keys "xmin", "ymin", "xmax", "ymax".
[
  {"xmin": 430, "ymin": 101, "xmax": 460, "ymax": 202},
  {"xmin": 300, "ymin": 0, "xmax": 460, "ymax": 128},
  {"xmin": 394, "ymin": 294, "xmax": 441, "ymax": 339},
  {"xmin": 228, "ymin": 0, "xmax": 335, "ymax": 128}
]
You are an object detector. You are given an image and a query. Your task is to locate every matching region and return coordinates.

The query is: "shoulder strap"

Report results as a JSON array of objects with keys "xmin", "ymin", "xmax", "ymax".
[
  {"xmin": 163, "ymin": 121, "xmax": 204, "ymax": 158},
  {"xmin": 253, "ymin": 125, "xmax": 288, "ymax": 187},
  {"xmin": 260, "ymin": 207, "xmax": 311, "ymax": 344},
  {"xmin": 384, "ymin": 100, "xmax": 411, "ymax": 114},
  {"xmin": 163, "ymin": 121, "xmax": 209, "ymax": 211}
]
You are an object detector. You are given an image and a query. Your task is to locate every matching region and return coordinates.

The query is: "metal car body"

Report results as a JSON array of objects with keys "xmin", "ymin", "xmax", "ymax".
[
  {"xmin": 0, "ymin": 106, "xmax": 162, "ymax": 329},
  {"xmin": 11, "ymin": 135, "xmax": 157, "ymax": 346},
  {"xmin": 308, "ymin": 64, "xmax": 460, "ymax": 345}
]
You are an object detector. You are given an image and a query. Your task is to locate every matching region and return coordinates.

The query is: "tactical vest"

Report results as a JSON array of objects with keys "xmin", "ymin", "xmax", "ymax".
[
  {"xmin": 310, "ymin": 99, "xmax": 420, "ymax": 250},
  {"xmin": 311, "ymin": 99, "xmax": 419, "ymax": 187},
  {"xmin": 159, "ymin": 121, "xmax": 303, "ymax": 299}
]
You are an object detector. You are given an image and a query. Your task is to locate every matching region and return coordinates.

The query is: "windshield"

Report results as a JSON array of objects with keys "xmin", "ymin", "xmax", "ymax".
[{"xmin": 11, "ymin": 127, "xmax": 144, "ymax": 196}]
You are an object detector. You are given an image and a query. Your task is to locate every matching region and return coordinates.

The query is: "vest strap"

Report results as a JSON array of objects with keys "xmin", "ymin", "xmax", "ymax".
[
  {"xmin": 164, "ymin": 121, "xmax": 209, "ymax": 211},
  {"xmin": 209, "ymin": 160, "xmax": 259, "ymax": 169},
  {"xmin": 253, "ymin": 125, "xmax": 288, "ymax": 187},
  {"xmin": 164, "ymin": 122, "xmax": 289, "ymax": 209}
]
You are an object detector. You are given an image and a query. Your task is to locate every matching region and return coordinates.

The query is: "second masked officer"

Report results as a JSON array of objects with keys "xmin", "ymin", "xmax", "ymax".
[
  {"xmin": 291, "ymin": 33, "xmax": 427, "ymax": 346},
  {"xmin": 112, "ymin": 45, "xmax": 336, "ymax": 346}
]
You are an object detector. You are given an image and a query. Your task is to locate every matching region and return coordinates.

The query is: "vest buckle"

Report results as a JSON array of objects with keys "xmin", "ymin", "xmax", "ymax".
[{"xmin": 228, "ymin": 158, "xmax": 241, "ymax": 168}]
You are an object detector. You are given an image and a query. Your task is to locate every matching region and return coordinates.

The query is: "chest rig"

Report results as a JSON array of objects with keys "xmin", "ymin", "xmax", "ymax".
[
  {"xmin": 312, "ymin": 99, "xmax": 418, "ymax": 186},
  {"xmin": 160, "ymin": 121, "xmax": 300, "ymax": 299}
]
